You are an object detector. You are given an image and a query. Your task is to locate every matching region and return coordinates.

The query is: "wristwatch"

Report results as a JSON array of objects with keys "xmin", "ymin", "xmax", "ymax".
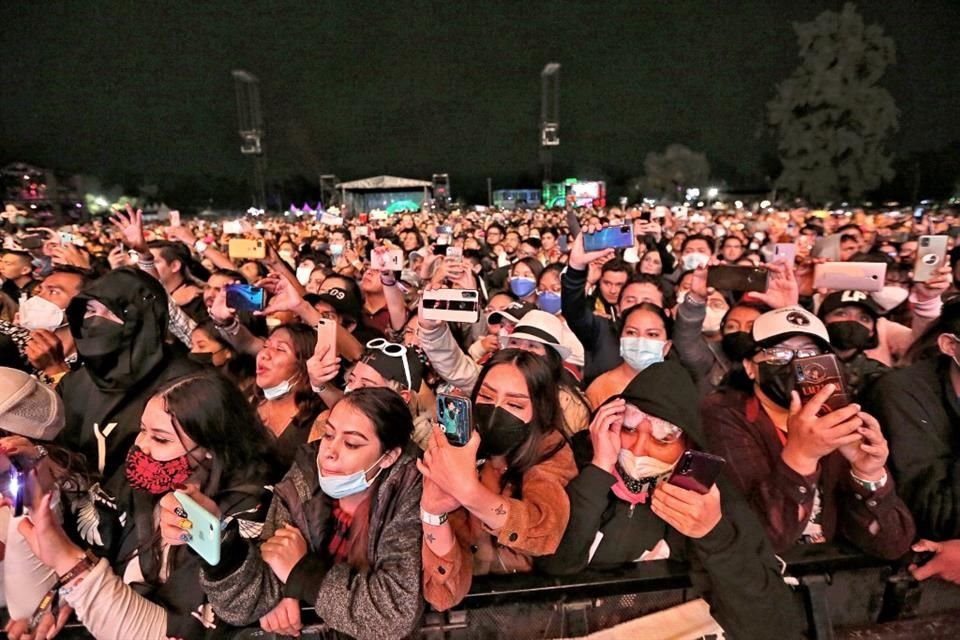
[
  {"xmin": 420, "ymin": 508, "xmax": 448, "ymax": 526},
  {"xmin": 850, "ymin": 470, "xmax": 888, "ymax": 492},
  {"xmin": 311, "ymin": 383, "xmax": 327, "ymax": 394}
]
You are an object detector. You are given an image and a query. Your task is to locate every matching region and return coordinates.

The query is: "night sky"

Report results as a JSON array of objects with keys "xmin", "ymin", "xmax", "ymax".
[{"xmin": 2, "ymin": 1, "xmax": 959, "ymax": 201}]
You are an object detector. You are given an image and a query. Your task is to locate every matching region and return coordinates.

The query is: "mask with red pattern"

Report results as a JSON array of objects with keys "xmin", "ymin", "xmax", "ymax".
[{"xmin": 124, "ymin": 446, "xmax": 192, "ymax": 495}]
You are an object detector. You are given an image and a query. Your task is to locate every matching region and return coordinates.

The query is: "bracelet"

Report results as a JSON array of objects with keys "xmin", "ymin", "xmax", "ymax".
[
  {"xmin": 850, "ymin": 469, "xmax": 888, "ymax": 492},
  {"xmin": 311, "ymin": 383, "xmax": 327, "ymax": 394},
  {"xmin": 214, "ymin": 315, "xmax": 241, "ymax": 335},
  {"xmin": 58, "ymin": 549, "xmax": 98, "ymax": 584},
  {"xmin": 684, "ymin": 291, "xmax": 707, "ymax": 306},
  {"xmin": 420, "ymin": 508, "xmax": 448, "ymax": 526}
]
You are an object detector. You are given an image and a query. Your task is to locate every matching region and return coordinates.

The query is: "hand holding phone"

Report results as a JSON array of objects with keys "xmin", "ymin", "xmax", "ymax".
[
  {"xmin": 225, "ymin": 284, "xmax": 266, "ymax": 312},
  {"xmin": 583, "ymin": 225, "xmax": 634, "ymax": 252},
  {"xmin": 437, "ymin": 393, "xmax": 472, "ymax": 446},
  {"xmin": 707, "ymin": 265, "xmax": 770, "ymax": 292},
  {"xmin": 173, "ymin": 490, "xmax": 222, "ymax": 565},
  {"xmin": 316, "ymin": 318, "xmax": 337, "ymax": 363}
]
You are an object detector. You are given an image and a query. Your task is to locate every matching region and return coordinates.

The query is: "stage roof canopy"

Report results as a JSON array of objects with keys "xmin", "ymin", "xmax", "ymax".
[{"xmin": 337, "ymin": 175, "xmax": 432, "ymax": 190}]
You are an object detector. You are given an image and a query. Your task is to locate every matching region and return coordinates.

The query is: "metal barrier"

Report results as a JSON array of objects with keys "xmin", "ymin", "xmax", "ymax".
[{"xmin": 6, "ymin": 544, "xmax": 959, "ymax": 639}]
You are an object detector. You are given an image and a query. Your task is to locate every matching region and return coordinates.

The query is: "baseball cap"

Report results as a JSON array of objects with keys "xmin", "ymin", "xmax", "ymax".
[
  {"xmin": 0, "ymin": 367, "xmax": 65, "ymax": 441},
  {"xmin": 316, "ymin": 287, "xmax": 361, "ymax": 323},
  {"xmin": 817, "ymin": 290, "xmax": 883, "ymax": 320},
  {"xmin": 499, "ymin": 310, "xmax": 572, "ymax": 360},
  {"xmin": 751, "ymin": 305, "xmax": 830, "ymax": 351},
  {"xmin": 488, "ymin": 301, "xmax": 536, "ymax": 325}
]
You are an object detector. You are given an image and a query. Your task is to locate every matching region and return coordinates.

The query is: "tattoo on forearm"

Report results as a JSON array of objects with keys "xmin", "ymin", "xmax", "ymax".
[
  {"xmin": 426, "ymin": 532, "xmax": 436, "ymax": 543},
  {"xmin": 494, "ymin": 503, "xmax": 506, "ymax": 516}
]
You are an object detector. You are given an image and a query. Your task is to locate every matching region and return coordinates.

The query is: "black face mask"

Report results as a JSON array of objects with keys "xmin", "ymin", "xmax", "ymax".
[
  {"xmin": 74, "ymin": 316, "xmax": 126, "ymax": 372},
  {"xmin": 188, "ymin": 352, "xmax": 215, "ymax": 366},
  {"xmin": 722, "ymin": 331, "xmax": 755, "ymax": 361},
  {"xmin": 756, "ymin": 361, "xmax": 795, "ymax": 408},
  {"xmin": 827, "ymin": 321, "xmax": 875, "ymax": 352},
  {"xmin": 474, "ymin": 403, "xmax": 529, "ymax": 458}
]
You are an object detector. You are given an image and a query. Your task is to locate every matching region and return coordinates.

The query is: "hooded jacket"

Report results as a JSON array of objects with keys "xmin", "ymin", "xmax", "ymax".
[
  {"xmin": 56, "ymin": 268, "xmax": 200, "ymax": 479},
  {"xmin": 537, "ymin": 360, "xmax": 805, "ymax": 640}
]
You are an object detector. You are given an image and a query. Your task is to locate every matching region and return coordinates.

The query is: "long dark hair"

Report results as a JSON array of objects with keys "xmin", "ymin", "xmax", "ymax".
[
  {"xmin": 618, "ymin": 302, "xmax": 673, "ymax": 338},
  {"xmin": 259, "ymin": 324, "xmax": 325, "ymax": 431},
  {"xmin": 336, "ymin": 387, "xmax": 414, "ymax": 569},
  {"xmin": 903, "ymin": 298, "xmax": 960, "ymax": 365},
  {"xmin": 471, "ymin": 349, "xmax": 566, "ymax": 493},
  {"xmin": 159, "ymin": 370, "xmax": 272, "ymax": 494}
]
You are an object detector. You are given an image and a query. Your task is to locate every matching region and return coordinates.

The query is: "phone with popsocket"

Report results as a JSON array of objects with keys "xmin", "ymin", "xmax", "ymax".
[
  {"xmin": 913, "ymin": 235, "xmax": 948, "ymax": 283},
  {"xmin": 371, "ymin": 248, "xmax": 404, "ymax": 271}
]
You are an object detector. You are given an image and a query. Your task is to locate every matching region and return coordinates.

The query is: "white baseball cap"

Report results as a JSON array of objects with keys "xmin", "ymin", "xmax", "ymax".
[{"xmin": 751, "ymin": 305, "xmax": 830, "ymax": 349}]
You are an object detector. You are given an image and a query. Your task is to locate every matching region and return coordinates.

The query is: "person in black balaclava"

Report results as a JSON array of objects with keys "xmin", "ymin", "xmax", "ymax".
[
  {"xmin": 538, "ymin": 359, "xmax": 805, "ymax": 640},
  {"xmin": 817, "ymin": 290, "xmax": 890, "ymax": 400},
  {"xmin": 56, "ymin": 267, "xmax": 200, "ymax": 480}
]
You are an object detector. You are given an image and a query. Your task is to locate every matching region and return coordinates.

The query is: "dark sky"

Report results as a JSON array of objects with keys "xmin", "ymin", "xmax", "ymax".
[{"xmin": 2, "ymin": 1, "xmax": 959, "ymax": 198}]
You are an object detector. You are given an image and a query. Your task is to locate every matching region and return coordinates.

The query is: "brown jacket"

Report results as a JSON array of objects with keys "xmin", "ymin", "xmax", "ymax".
[
  {"xmin": 423, "ymin": 431, "xmax": 577, "ymax": 611},
  {"xmin": 702, "ymin": 389, "xmax": 915, "ymax": 559}
]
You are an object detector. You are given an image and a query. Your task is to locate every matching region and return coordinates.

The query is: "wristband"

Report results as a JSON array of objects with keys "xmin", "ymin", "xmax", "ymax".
[
  {"xmin": 311, "ymin": 383, "xmax": 327, "ymax": 394},
  {"xmin": 684, "ymin": 291, "xmax": 707, "ymax": 306},
  {"xmin": 58, "ymin": 549, "xmax": 98, "ymax": 584},
  {"xmin": 195, "ymin": 240, "xmax": 209, "ymax": 254},
  {"xmin": 850, "ymin": 469, "xmax": 887, "ymax": 492},
  {"xmin": 420, "ymin": 508, "xmax": 448, "ymax": 526}
]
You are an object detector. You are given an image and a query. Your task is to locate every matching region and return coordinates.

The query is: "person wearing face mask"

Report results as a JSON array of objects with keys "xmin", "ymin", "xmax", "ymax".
[
  {"xmin": 585, "ymin": 303, "xmax": 672, "ymax": 408},
  {"xmin": 535, "ymin": 263, "xmax": 564, "ymax": 316},
  {"xmin": 55, "ymin": 268, "xmax": 201, "ymax": 481},
  {"xmin": 418, "ymin": 349, "xmax": 577, "ymax": 611},
  {"xmin": 10, "ymin": 371, "xmax": 273, "ymax": 640},
  {"xmin": 865, "ymin": 299, "xmax": 960, "ymax": 584},
  {"xmin": 507, "ymin": 257, "xmax": 543, "ymax": 305},
  {"xmin": 702, "ymin": 306, "xmax": 915, "ymax": 557},
  {"xmin": 200, "ymin": 387, "xmax": 424, "ymax": 640},
  {"xmin": 255, "ymin": 324, "xmax": 325, "ymax": 474},
  {"xmin": 538, "ymin": 360, "xmax": 805, "ymax": 639},
  {"xmin": 817, "ymin": 291, "xmax": 890, "ymax": 399},
  {"xmin": 0, "ymin": 267, "xmax": 88, "ymax": 384}
]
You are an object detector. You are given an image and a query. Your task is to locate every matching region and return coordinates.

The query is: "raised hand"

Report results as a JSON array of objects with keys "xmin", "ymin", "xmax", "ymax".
[{"xmin": 109, "ymin": 204, "xmax": 148, "ymax": 253}]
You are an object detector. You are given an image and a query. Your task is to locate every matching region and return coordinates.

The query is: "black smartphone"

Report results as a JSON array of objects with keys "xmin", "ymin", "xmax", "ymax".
[
  {"xmin": 666, "ymin": 450, "xmax": 726, "ymax": 495},
  {"xmin": 437, "ymin": 393, "xmax": 472, "ymax": 446},
  {"xmin": 793, "ymin": 354, "xmax": 851, "ymax": 415},
  {"xmin": 225, "ymin": 284, "xmax": 266, "ymax": 313},
  {"xmin": 707, "ymin": 265, "xmax": 770, "ymax": 292}
]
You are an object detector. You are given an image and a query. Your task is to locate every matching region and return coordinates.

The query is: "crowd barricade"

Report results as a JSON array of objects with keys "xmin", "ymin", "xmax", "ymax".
[{"xmin": 20, "ymin": 543, "xmax": 960, "ymax": 639}]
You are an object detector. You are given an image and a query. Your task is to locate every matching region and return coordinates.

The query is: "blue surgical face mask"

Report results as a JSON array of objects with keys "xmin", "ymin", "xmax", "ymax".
[
  {"xmin": 509, "ymin": 276, "xmax": 537, "ymax": 298},
  {"xmin": 316, "ymin": 453, "xmax": 386, "ymax": 499},
  {"xmin": 536, "ymin": 291, "xmax": 562, "ymax": 315},
  {"xmin": 329, "ymin": 243, "xmax": 344, "ymax": 256},
  {"xmin": 620, "ymin": 337, "xmax": 666, "ymax": 372},
  {"xmin": 261, "ymin": 375, "xmax": 297, "ymax": 400},
  {"xmin": 682, "ymin": 253, "xmax": 710, "ymax": 272}
]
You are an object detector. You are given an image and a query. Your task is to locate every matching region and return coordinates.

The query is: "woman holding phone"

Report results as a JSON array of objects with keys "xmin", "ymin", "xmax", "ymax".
[
  {"xmin": 198, "ymin": 387, "xmax": 424, "ymax": 640},
  {"xmin": 418, "ymin": 349, "xmax": 577, "ymax": 611},
  {"xmin": 538, "ymin": 359, "xmax": 805, "ymax": 639},
  {"xmin": 11, "ymin": 371, "xmax": 273, "ymax": 640}
]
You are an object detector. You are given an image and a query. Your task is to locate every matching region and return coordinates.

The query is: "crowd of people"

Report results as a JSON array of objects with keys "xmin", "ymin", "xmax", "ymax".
[{"xmin": 0, "ymin": 199, "xmax": 959, "ymax": 639}]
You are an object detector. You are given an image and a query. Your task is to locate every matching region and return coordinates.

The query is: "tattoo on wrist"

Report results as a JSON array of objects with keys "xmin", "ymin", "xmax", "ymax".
[
  {"xmin": 425, "ymin": 533, "xmax": 436, "ymax": 543},
  {"xmin": 494, "ymin": 504, "xmax": 506, "ymax": 516}
]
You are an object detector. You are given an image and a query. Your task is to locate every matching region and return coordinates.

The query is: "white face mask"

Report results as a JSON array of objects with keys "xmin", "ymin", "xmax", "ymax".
[
  {"xmin": 618, "ymin": 449, "xmax": 677, "ymax": 481},
  {"xmin": 296, "ymin": 264, "xmax": 313, "ymax": 286},
  {"xmin": 703, "ymin": 305, "xmax": 727, "ymax": 335},
  {"xmin": 17, "ymin": 295, "xmax": 66, "ymax": 332},
  {"xmin": 262, "ymin": 375, "xmax": 297, "ymax": 400},
  {"xmin": 681, "ymin": 253, "xmax": 710, "ymax": 272},
  {"xmin": 619, "ymin": 337, "xmax": 666, "ymax": 372}
]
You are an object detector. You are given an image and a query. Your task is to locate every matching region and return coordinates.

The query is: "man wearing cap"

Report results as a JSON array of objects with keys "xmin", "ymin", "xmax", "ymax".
[
  {"xmin": 702, "ymin": 306, "xmax": 914, "ymax": 558},
  {"xmin": 817, "ymin": 290, "xmax": 890, "ymax": 400}
]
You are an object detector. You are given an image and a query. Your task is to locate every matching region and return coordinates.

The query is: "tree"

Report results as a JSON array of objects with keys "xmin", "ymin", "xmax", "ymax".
[
  {"xmin": 767, "ymin": 3, "xmax": 898, "ymax": 203},
  {"xmin": 631, "ymin": 144, "xmax": 711, "ymax": 200}
]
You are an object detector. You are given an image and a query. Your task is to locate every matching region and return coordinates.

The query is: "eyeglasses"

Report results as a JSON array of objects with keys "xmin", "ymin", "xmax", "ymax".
[
  {"xmin": 755, "ymin": 347, "xmax": 821, "ymax": 366},
  {"xmin": 365, "ymin": 338, "xmax": 413, "ymax": 390},
  {"xmin": 622, "ymin": 408, "xmax": 684, "ymax": 444}
]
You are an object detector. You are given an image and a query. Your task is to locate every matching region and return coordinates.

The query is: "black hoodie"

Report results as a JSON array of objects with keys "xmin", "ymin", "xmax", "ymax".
[
  {"xmin": 56, "ymin": 268, "xmax": 200, "ymax": 480},
  {"xmin": 537, "ymin": 359, "xmax": 805, "ymax": 639}
]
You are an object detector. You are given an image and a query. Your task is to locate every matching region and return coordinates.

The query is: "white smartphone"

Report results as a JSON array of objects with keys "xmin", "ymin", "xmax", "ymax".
[
  {"xmin": 421, "ymin": 288, "xmax": 480, "ymax": 323},
  {"xmin": 773, "ymin": 243, "xmax": 796, "ymax": 265},
  {"xmin": 914, "ymin": 235, "xmax": 948, "ymax": 282},
  {"xmin": 371, "ymin": 249, "xmax": 404, "ymax": 271},
  {"xmin": 814, "ymin": 262, "xmax": 887, "ymax": 292},
  {"xmin": 316, "ymin": 318, "xmax": 338, "ymax": 361}
]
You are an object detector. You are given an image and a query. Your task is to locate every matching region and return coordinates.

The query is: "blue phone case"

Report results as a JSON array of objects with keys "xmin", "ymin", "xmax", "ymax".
[
  {"xmin": 174, "ymin": 491, "xmax": 221, "ymax": 566},
  {"xmin": 583, "ymin": 225, "xmax": 634, "ymax": 252}
]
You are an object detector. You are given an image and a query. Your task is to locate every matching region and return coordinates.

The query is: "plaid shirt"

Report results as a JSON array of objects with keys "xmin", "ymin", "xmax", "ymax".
[{"xmin": 327, "ymin": 501, "xmax": 353, "ymax": 563}]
